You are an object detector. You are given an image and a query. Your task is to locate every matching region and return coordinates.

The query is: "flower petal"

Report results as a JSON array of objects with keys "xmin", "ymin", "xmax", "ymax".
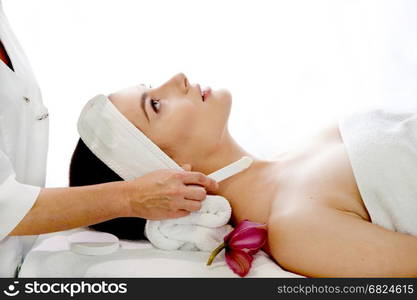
[
  {"xmin": 225, "ymin": 249, "xmax": 254, "ymax": 277},
  {"xmin": 247, "ymin": 248, "xmax": 260, "ymax": 256},
  {"xmin": 224, "ymin": 220, "xmax": 266, "ymax": 243},
  {"xmin": 229, "ymin": 226, "xmax": 268, "ymax": 251}
]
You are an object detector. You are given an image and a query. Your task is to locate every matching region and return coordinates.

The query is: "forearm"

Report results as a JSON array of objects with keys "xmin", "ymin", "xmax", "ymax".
[{"xmin": 9, "ymin": 181, "xmax": 130, "ymax": 236}]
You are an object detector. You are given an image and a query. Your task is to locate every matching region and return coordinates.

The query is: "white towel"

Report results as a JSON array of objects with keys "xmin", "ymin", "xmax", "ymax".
[
  {"xmin": 338, "ymin": 105, "xmax": 417, "ymax": 236},
  {"xmin": 145, "ymin": 195, "xmax": 233, "ymax": 251},
  {"xmin": 78, "ymin": 95, "xmax": 183, "ymax": 181}
]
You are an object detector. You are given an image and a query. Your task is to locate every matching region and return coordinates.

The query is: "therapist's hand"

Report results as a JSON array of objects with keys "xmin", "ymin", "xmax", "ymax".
[{"xmin": 124, "ymin": 165, "xmax": 219, "ymax": 220}]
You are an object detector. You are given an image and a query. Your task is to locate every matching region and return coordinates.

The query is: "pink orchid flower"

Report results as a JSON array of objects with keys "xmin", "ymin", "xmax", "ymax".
[{"xmin": 206, "ymin": 220, "xmax": 268, "ymax": 277}]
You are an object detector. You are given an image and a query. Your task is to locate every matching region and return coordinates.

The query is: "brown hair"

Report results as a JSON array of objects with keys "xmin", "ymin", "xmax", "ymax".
[{"xmin": 69, "ymin": 138, "xmax": 147, "ymax": 240}]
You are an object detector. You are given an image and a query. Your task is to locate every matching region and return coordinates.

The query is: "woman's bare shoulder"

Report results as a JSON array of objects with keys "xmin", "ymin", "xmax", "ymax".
[
  {"xmin": 309, "ymin": 118, "xmax": 343, "ymax": 145},
  {"xmin": 265, "ymin": 205, "xmax": 417, "ymax": 277},
  {"xmin": 269, "ymin": 118, "xmax": 342, "ymax": 163}
]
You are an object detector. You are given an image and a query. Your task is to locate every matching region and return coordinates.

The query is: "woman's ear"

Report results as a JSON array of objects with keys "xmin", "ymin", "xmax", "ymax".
[{"xmin": 180, "ymin": 163, "xmax": 192, "ymax": 171}]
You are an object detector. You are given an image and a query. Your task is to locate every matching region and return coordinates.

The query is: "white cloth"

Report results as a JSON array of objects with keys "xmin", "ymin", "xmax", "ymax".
[
  {"xmin": 78, "ymin": 94, "xmax": 182, "ymax": 181},
  {"xmin": 78, "ymin": 94, "xmax": 235, "ymax": 251},
  {"xmin": 338, "ymin": 105, "xmax": 417, "ymax": 236},
  {"xmin": 0, "ymin": 1, "xmax": 49, "ymax": 277},
  {"xmin": 18, "ymin": 228, "xmax": 303, "ymax": 278},
  {"xmin": 145, "ymin": 195, "xmax": 233, "ymax": 251}
]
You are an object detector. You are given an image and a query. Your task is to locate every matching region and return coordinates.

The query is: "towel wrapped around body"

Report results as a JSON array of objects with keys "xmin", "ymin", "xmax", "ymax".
[{"xmin": 338, "ymin": 105, "xmax": 417, "ymax": 236}]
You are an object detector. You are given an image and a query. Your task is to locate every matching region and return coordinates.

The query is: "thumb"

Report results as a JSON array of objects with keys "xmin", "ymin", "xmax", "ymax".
[{"xmin": 181, "ymin": 164, "xmax": 192, "ymax": 171}]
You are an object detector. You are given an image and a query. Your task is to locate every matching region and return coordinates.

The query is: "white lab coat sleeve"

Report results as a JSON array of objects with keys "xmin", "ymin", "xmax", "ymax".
[{"xmin": 0, "ymin": 149, "xmax": 40, "ymax": 241}]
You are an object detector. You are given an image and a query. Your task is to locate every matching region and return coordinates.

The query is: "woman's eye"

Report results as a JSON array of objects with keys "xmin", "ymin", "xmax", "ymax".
[{"xmin": 150, "ymin": 99, "xmax": 160, "ymax": 113}]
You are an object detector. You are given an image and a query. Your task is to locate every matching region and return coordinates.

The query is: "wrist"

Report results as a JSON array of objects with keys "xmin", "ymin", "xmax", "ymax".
[{"xmin": 104, "ymin": 181, "xmax": 134, "ymax": 218}]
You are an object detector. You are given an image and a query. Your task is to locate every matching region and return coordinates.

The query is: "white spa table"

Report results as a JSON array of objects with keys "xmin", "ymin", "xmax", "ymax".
[{"xmin": 18, "ymin": 228, "xmax": 303, "ymax": 278}]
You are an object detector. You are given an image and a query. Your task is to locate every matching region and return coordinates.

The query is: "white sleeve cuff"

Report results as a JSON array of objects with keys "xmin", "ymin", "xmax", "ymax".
[{"xmin": 0, "ymin": 175, "xmax": 40, "ymax": 241}]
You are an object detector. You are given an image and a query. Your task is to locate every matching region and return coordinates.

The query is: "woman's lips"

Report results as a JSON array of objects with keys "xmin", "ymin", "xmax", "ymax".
[
  {"xmin": 196, "ymin": 83, "xmax": 211, "ymax": 101},
  {"xmin": 202, "ymin": 87, "xmax": 211, "ymax": 101}
]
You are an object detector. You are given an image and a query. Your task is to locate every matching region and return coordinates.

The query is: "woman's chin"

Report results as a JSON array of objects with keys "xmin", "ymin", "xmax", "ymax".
[
  {"xmin": 216, "ymin": 88, "xmax": 232, "ymax": 102},
  {"xmin": 209, "ymin": 88, "xmax": 232, "ymax": 109}
]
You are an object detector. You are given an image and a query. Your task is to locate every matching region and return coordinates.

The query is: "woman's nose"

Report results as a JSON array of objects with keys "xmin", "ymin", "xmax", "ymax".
[
  {"xmin": 171, "ymin": 72, "xmax": 189, "ymax": 93},
  {"xmin": 160, "ymin": 73, "xmax": 189, "ymax": 95}
]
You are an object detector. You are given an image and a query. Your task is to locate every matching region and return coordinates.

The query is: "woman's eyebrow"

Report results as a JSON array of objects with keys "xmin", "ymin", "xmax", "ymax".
[{"xmin": 141, "ymin": 92, "xmax": 150, "ymax": 123}]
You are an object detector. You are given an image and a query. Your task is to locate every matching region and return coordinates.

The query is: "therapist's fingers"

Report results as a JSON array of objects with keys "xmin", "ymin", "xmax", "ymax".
[
  {"xmin": 177, "ymin": 199, "xmax": 202, "ymax": 212},
  {"xmin": 181, "ymin": 171, "xmax": 219, "ymax": 193},
  {"xmin": 183, "ymin": 185, "xmax": 207, "ymax": 201},
  {"xmin": 165, "ymin": 209, "xmax": 191, "ymax": 219}
]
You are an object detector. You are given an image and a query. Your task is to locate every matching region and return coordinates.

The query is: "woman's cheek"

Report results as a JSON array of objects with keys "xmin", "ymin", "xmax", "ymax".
[{"xmin": 171, "ymin": 114, "xmax": 198, "ymax": 144}]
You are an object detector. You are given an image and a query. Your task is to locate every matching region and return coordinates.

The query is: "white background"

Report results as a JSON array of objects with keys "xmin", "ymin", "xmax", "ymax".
[{"xmin": 3, "ymin": 0, "xmax": 417, "ymax": 187}]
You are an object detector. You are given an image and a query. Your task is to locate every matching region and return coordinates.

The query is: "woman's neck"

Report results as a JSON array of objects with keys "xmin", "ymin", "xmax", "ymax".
[
  {"xmin": 192, "ymin": 130, "xmax": 255, "ymax": 176},
  {"xmin": 191, "ymin": 130, "xmax": 283, "ymax": 220}
]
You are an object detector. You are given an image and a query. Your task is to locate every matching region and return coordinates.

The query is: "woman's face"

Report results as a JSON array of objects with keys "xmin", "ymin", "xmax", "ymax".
[{"xmin": 109, "ymin": 73, "xmax": 232, "ymax": 164}]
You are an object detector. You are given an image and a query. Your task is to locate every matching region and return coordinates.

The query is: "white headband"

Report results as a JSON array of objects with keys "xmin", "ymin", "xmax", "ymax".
[{"xmin": 77, "ymin": 94, "xmax": 183, "ymax": 181}]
